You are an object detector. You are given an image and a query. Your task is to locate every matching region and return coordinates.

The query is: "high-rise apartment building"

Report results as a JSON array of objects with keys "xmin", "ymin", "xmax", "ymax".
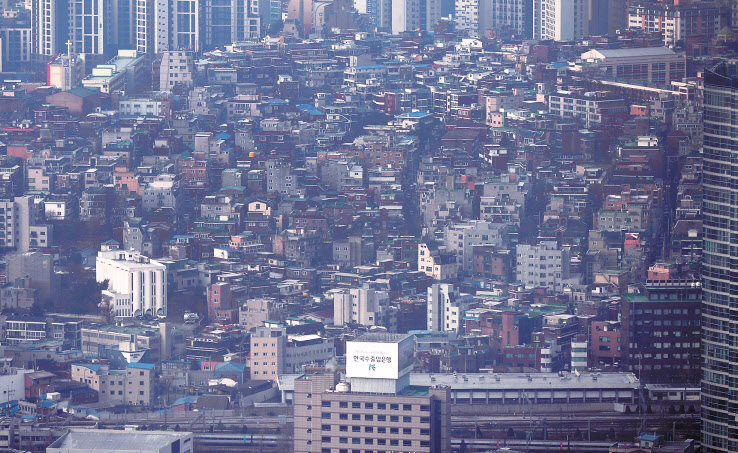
[
  {"xmin": 68, "ymin": 0, "xmax": 116, "ymax": 63},
  {"xmin": 533, "ymin": 0, "xmax": 589, "ymax": 41},
  {"xmin": 628, "ymin": 2, "xmax": 721, "ymax": 48},
  {"xmin": 0, "ymin": 196, "xmax": 53, "ymax": 252},
  {"xmin": 391, "ymin": 0, "xmax": 441, "ymax": 34},
  {"xmin": 354, "ymin": 0, "xmax": 391, "ymax": 31},
  {"xmin": 702, "ymin": 61, "xmax": 738, "ymax": 453},
  {"xmin": 135, "ymin": 0, "xmax": 201, "ymax": 57},
  {"xmin": 135, "ymin": 0, "xmax": 170, "ymax": 56},
  {"xmin": 427, "ymin": 283, "xmax": 474, "ymax": 333},
  {"xmin": 172, "ymin": 0, "xmax": 201, "ymax": 51},
  {"xmin": 333, "ymin": 286, "xmax": 396, "ymax": 331},
  {"xmin": 31, "ymin": 0, "xmax": 69, "ymax": 62},
  {"xmin": 456, "ymin": 0, "xmax": 530, "ymax": 36}
]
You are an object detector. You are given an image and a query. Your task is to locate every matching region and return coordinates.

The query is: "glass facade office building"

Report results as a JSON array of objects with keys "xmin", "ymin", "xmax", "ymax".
[{"xmin": 702, "ymin": 61, "xmax": 738, "ymax": 453}]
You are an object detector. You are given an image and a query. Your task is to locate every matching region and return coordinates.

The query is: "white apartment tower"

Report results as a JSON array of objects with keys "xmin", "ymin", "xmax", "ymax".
[
  {"xmin": 135, "ymin": 0, "xmax": 201, "ymax": 57},
  {"xmin": 533, "ymin": 0, "xmax": 589, "ymax": 41},
  {"xmin": 427, "ymin": 283, "xmax": 474, "ymax": 333},
  {"xmin": 456, "ymin": 0, "xmax": 529, "ymax": 35},
  {"xmin": 97, "ymin": 242, "xmax": 167, "ymax": 318},
  {"xmin": 333, "ymin": 287, "xmax": 396, "ymax": 331},
  {"xmin": 135, "ymin": 0, "xmax": 170, "ymax": 56},
  {"xmin": 31, "ymin": 0, "xmax": 69, "ymax": 61},
  {"xmin": 391, "ymin": 0, "xmax": 441, "ymax": 34},
  {"xmin": 0, "ymin": 196, "xmax": 53, "ymax": 252}
]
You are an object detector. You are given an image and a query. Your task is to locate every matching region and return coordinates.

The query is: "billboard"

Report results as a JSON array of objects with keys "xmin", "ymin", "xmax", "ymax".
[{"xmin": 346, "ymin": 340, "xmax": 399, "ymax": 379}]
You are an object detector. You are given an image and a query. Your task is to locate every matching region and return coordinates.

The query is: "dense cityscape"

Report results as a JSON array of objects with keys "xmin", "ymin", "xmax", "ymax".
[{"xmin": 0, "ymin": 0, "xmax": 728, "ymax": 452}]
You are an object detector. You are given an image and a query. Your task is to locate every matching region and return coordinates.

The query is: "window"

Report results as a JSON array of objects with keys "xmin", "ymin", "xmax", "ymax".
[
  {"xmin": 377, "ymin": 403, "xmax": 386, "ymax": 410},
  {"xmin": 390, "ymin": 428, "xmax": 399, "ymax": 434},
  {"xmin": 390, "ymin": 440, "xmax": 399, "ymax": 446},
  {"xmin": 377, "ymin": 415, "xmax": 386, "ymax": 422},
  {"xmin": 352, "ymin": 414, "xmax": 361, "ymax": 420},
  {"xmin": 390, "ymin": 404, "xmax": 399, "ymax": 411},
  {"xmin": 322, "ymin": 413, "xmax": 331, "ymax": 419},
  {"xmin": 340, "ymin": 402, "xmax": 348, "ymax": 408},
  {"xmin": 340, "ymin": 426, "xmax": 348, "ymax": 432},
  {"xmin": 365, "ymin": 403, "xmax": 373, "ymax": 409},
  {"xmin": 322, "ymin": 437, "xmax": 331, "ymax": 443},
  {"xmin": 352, "ymin": 402, "xmax": 361, "ymax": 408},
  {"xmin": 322, "ymin": 401, "xmax": 331, "ymax": 407},
  {"xmin": 403, "ymin": 404, "xmax": 412, "ymax": 411},
  {"xmin": 403, "ymin": 440, "xmax": 412, "ymax": 447},
  {"xmin": 322, "ymin": 425, "xmax": 331, "ymax": 431},
  {"xmin": 403, "ymin": 416, "xmax": 411, "ymax": 423},
  {"xmin": 365, "ymin": 414, "xmax": 373, "ymax": 421},
  {"xmin": 339, "ymin": 414, "xmax": 348, "ymax": 420},
  {"xmin": 390, "ymin": 416, "xmax": 399, "ymax": 423}
]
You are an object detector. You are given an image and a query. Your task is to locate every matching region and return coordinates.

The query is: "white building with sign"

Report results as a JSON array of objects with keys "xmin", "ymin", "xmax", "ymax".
[{"xmin": 345, "ymin": 332, "xmax": 414, "ymax": 393}]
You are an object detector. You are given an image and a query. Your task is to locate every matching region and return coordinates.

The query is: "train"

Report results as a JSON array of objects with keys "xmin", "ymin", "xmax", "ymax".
[{"xmin": 195, "ymin": 433, "xmax": 279, "ymax": 447}]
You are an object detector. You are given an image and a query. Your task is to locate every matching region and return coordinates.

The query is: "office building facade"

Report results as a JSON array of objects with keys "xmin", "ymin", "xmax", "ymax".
[
  {"xmin": 293, "ymin": 333, "xmax": 451, "ymax": 453},
  {"xmin": 96, "ymin": 242, "xmax": 167, "ymax": 317},
  {"xmin": 702, "ymin": 61, "xmax": 738, "ymax": 453}
]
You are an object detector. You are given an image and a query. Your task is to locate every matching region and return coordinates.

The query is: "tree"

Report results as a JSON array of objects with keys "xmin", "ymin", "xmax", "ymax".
[
  {"xmin": 460, "ymin": 439, "xmax": 467, "ymax": 453},
  {"xmin": 174, "ymin": 424, "xmax": 180, "ymax": 432},
  {"xmin": 646, "ymin": 405, "xmax": 653, "ymax": 415},
  {"xmin": 608, "ymin": 427, "xmax": 615, "ymax": 439},
  {"xmin": 507, "ymin": 427, "xmax": 515, "ymax": 437},
  {"xmin": 625, "ymin": 406, "xmax": 632, "ymax": 414}
]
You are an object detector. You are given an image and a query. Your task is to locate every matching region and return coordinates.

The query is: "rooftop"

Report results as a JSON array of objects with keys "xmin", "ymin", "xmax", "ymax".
[
  {"xmin": 353, "ymin": 332, "xmax": 412, "ymax": 344},
  {"xmin": 47, "ymin": 429, "xmax": 192, "ymax": 452}
]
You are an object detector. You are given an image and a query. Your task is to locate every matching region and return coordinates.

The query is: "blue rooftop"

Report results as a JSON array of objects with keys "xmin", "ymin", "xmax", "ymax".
[
  {"xmin": 215, "ymin": 361, "xmax": 246, "ymax": 373},
  {"xmin": 353, "ymin": 65, "xmax": 385, "ymax": 70},
  {"xmin": 173, "ymin": 396, "xmax": 198, "ymax": 406},
  {"xmin": 397, "ymin": 111, "xmax": 431, "ymax": 118},
  {"xmin": 297, "ymin": 104, "xmax": 326, "ymax": 116},
  {"xmin": 127, "ymin": 362, "xmax": 155, "ymax": 370}
]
